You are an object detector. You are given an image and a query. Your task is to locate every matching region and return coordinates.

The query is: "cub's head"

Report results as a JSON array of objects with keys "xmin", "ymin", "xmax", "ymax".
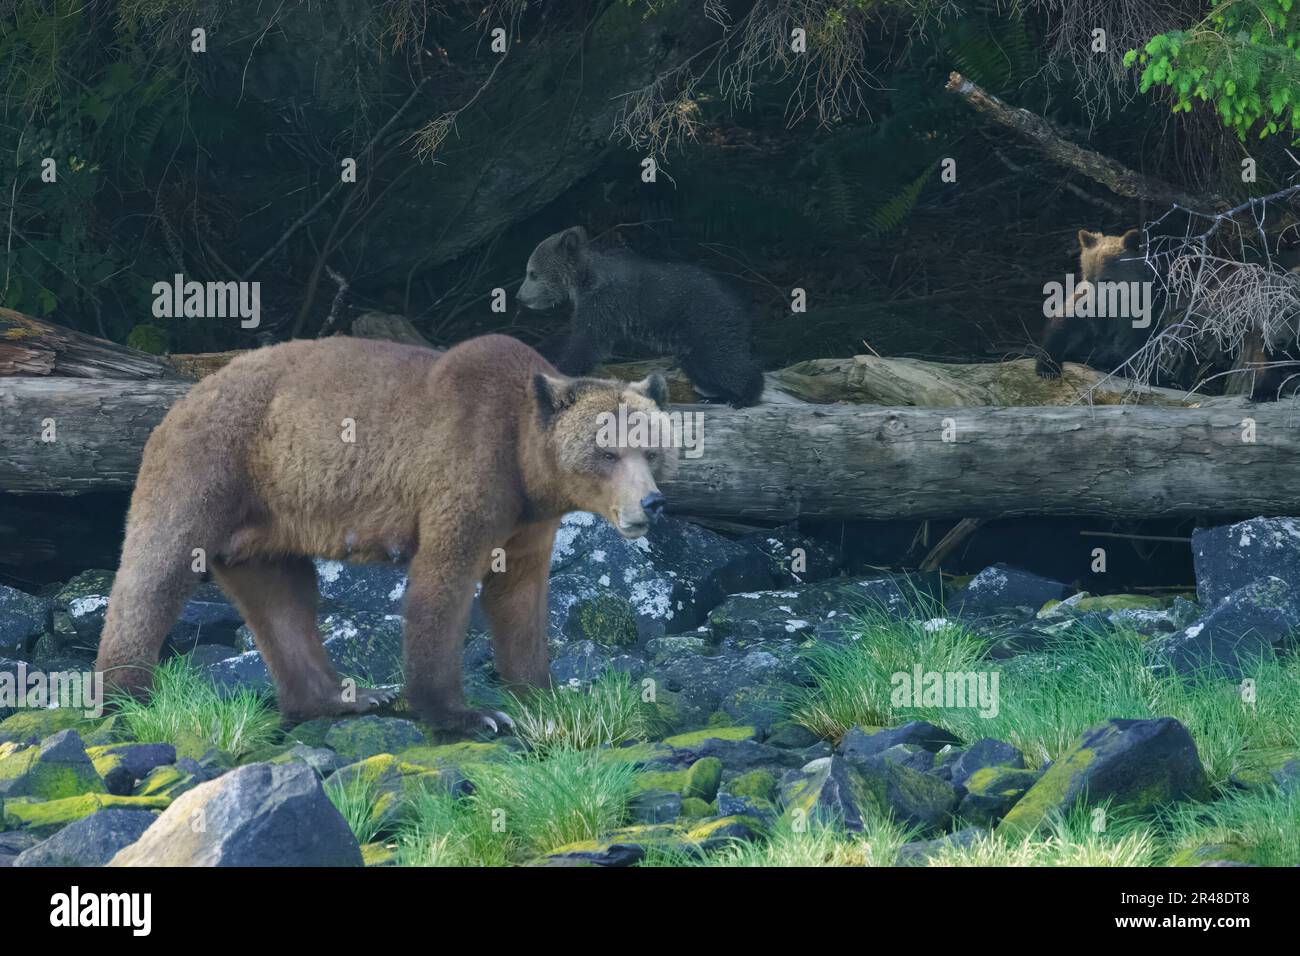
[
  {"xmin": 1077, "ymin": 228, "xmax": 1152, "ymax": 286},
  {"xmin": 533, "ymin": 370, "xmax": 676, "ymax": 538},
  {"xmin": 518, "ymin": 225, "xmax": 589, "ymax": 312}
]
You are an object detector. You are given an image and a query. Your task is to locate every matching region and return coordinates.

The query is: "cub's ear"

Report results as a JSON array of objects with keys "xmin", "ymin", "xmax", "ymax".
[
  {"xmin": 534, "ymin": 372, "xmax": 577, "ymax": 425},
  {"xmin": 1078, "ymin": 229, "xmax": 1102, "ymax": 250},
  {"xmin": 1120, "ymin": 229, "xmax": 1143, "ymax": 252},
  {"xmin": 560, "ymin": 225, "xmax": 588, "ymax": 255},
  {"xmin": 631, "ymin": 372, "xmax": 669, "ymax": 409}
]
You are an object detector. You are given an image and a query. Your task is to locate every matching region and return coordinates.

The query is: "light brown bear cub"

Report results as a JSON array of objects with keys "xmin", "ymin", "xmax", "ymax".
[{"xmin": 95, "ymin": 334, "xmax": 672, "ymax": 733}]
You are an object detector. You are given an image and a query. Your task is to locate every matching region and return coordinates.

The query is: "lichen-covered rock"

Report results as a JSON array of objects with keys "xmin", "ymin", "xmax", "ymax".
[
  {"xmin": 50, "ymin": 570, "xmax": 114, "ymax": 652},
  {"xmin": 948, "ymin": 738, "xmax": 1026, "ymax": 787},
  {"xmin": 0, "ymin": 831, "xmax": 42, "ymax": 865},
  {"xmin": 109, "ymin": 762, "xmax": 362, "ymax": 867},
  {"xmin": 555, "ymin": 591, "xmax": 639, "ymax": 647},
  {"xmin": 839, "ymin": 722, "xmax": 962, "ymax": 761},
  {"xmin": 736, "ymin": 527, "xmax": 842, "ymax": 585},
  {"xmin": 0, "ymin": 707, "xmax": 91, "ymax": 745},
  {"xmin": 649, "ymin": 647, "xmax": 803, "ymax": 732},
  {"xmin": 88, "ymin": 743, "xmax": 176, "ymax": 796},
  {"xmin": 1167, "ymin": 841, "xmax": 1254, "ymax": 867},
  {"xmin": 1146, "ymin": 577, "xmax": 1300, "ymax": 679},
  {"xmin": 548, "ymin": 640, "xmax": 646, "ymax": 685},
  {"xmin": 0, "ymin": 729, "xmax": 104, "ymax": 799},
  {"xmin": 998, "ymin": 718, "xmax": 1209, "ymax": 837},
  {"xmin": 314, "ymin": 560, "xmax": 408, "ymax": 614},
  {"xmin": 658, "ymin": 726, "xmax": 804, "ymax": 774},
  {"xmin": 13, "ymin": 808, "xmax": 159, "ymax": 867},
  {"xmin": 208, "ymin": 610, "xmax": 405, "ymax": 691},
  {"xmin": 628, "ymin": 788, "xmax": 683, "ymax": 824},
  {"xmin": 0, "ymin": 584, "xmax": 48, "ymax": 657},
  {"xmin": 3, "ymin": 793, "xmax": 171, "ymax": 832},
  {"xmin": 268, "ymin": 744, "xmax": 345, "ymax": 777},
  {"xmin": 1191, "ymin": 517, "xmax": 1300, "ymax": 607},
  {"xmin": 779, "ymin": 756, "xmax": 880, "ymax": 832},
  {"xmin": 955, "ymin": 564, "xmax": 1069, "ymax": 618},
  {"xmin": 549, "ymin": 512, "xmax": 772, "ymax": 638},
  {"xmin": 956, "ymin": 766, "xmax": 1041, "ymax": 827},
  {"xmin": 849, "ymin": 751, "xmax": 958, "ymax": 834},
  {"xmin": 323, "ymin": 716, "xmax": 426, "ymax": 762},
  {"xmin": 134, "ymin": 764, "xmax": 200, "ymax": 801}
]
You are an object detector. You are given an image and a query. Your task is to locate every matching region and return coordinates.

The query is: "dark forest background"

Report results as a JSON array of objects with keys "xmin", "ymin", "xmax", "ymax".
[
  {"xmin": 4, "ymin": 0, "xmax": 1300, "ymax": 590},
  {"xmin": 3, "ymin": 0, "xmax": 1295, "ymax": 365}
]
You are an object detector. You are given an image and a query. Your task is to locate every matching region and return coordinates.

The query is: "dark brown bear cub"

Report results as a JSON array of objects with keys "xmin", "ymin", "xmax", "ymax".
[
  {"xmin": 95, "ymin": 334, "xmax": 673, "ymax": 734},
  {"xmin": 518, "ymin": 226, "xmax": 766, "ymax": 407}
]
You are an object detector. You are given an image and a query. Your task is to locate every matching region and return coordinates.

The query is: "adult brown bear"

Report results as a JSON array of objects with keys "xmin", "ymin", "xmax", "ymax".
[{"xmin": 95, "ymin": 335, "xmax": 673, "ymax": 733}]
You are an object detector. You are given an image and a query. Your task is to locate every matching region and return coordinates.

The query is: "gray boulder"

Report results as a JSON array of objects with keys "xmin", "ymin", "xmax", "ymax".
[
  {"xmin": 0, "ymin": 584, "xmax": 48, "ymax": 657},
  {"xmin": 1192, "ymin": 517, "xmax": 1300, "ymax": 607},
  {"xmin": 109, "ymin": 762, "xmax": 362, "ymax": 866},
  {"xmin": 14, "ymin": 809, "xmax": 158, "ymax": 867}
]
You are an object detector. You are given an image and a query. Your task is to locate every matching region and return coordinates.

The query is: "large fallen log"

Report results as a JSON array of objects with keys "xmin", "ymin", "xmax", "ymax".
[
  {"xmin": 0, "ymin": 375, "xmax": 1289, "ymax": 521},
  {"xmin": 0, "ymin": 309, "xmax": 182, "ymax": 380}
]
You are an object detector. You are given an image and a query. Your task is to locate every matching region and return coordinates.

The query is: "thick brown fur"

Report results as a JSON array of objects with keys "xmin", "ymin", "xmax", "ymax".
[{"xmin": 96, "ymin": 334, "xmax": 673, "ymax": 733}]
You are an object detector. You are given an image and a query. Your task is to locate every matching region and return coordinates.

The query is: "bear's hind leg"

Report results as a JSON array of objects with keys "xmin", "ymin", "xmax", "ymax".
[
  {"xmin": 682, "ymin": 346, "xmax": 765, "ymax": 407},
  {"xmin": 213, "ymin": 556, "xmax": 395, "ymax": 721}
]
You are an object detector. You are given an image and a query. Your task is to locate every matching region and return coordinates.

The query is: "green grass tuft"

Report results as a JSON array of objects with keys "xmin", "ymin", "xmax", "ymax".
[
  {"xmin": 508, "ymin": 670, "xmax": 651, "ymax": 753},
  {"xmin": 108, "ymin": 656, "xmax": 280, "ymax": 758}
]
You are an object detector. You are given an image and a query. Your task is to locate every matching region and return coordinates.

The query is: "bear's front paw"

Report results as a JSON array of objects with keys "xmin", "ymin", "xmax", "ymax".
[
  {"xmin": 424, "ymin": 706, "xmax": 516, "ymax": 736},
  {"xmin": 339, "ymin": 684, "xmax": 401, "ymax": 713}
]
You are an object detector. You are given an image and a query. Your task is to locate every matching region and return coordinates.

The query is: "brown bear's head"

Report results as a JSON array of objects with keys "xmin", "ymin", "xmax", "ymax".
[
  {"xmin": 1077, "ymin": 228, "xmax": 1153, "ymax": 286},
  {"xmin": 518, "ymin": 225, "xmax": 588, "ymax": 312},
  {"xmin": 533, "ymin": 370, "xmax": 676, "ymax": 538}
]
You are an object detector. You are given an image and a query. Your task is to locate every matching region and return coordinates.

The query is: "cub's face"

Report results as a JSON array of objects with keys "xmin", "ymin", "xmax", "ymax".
[
  {"xmin": 534, "ymin": 371, "xmax": 676, "ymax": 538},
  {"xmin": 518, "ymin": 225, "xmax": 587, "ymax": 312},
  {"xmin": 1078, "ymin": 229, "xmax": 1152, "ymax": 286}
]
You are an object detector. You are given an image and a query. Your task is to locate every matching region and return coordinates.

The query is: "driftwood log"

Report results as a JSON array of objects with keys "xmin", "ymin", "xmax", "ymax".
[
  {"xmin": 1, "ymin": 375, "xmax": 1291, "ymax": 521},
  {"xmin": 0, "ymin": 309, "xmax": 183, "ymax": 380}
]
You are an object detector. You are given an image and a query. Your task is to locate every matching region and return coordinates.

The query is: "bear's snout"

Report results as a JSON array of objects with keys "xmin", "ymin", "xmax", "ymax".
[{"xmin": 640, "ymin": 491, "xmax": 666, "ymax": 519}]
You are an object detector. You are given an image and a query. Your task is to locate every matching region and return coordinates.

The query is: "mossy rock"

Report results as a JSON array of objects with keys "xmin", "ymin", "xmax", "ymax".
[
  {"xmin": 663, "ymin": 726, "xmax": 757, "ymax": 749},
  {"xmin": 0, "ymin": 730, "xmax": 104, "ymax": 800},
  {"xmin": 956, "ymin": 766, "xmax": 1040, "ymax": 828},
  {"xmin": 324, "ymin": 716, "xmax": 427, "ymax": 762},
  {"xmin": 361, "ymin": 841, "xmax": 399, "ymax": 867},
  {"xmin": 998, "ymin": 718, "xmax": 1209, "ymax": 838},
  {"xmin": 134, "ymin": 765, "xmax": 197, "ymax": 801},
  {"xmin": 634, "ymin": 769, "xmax": 688, "ymax": 793},
  {"xmin": 683, "ymin": 757, "xmax": 722, "ymax": 802},
  {"xmin": 678, "ymin": 796, "xmax": 715, "ymax": 819},
  {"xmin": 569, "ymin": 594, "xmax": 639, "ymax": 647},
  {"xmin": 536, "ymin": 815, "xmax": 763, "ymax": 866},
  {"xmin": 726, "ymin": 769, "xmax": 777, "ymax": 802},
  {"xmin": 3, "ymin": 793, "xmax": 170, "ymax": 833},
  {"xmin": 286, "ymin": 717, "xmax": 336, "ymax": 748},
  {"xmin": 1227, "ymin": 750, "xmax": 1300, "ymax": 793},
  {"xmin": 396, "ymin": 740, "xmax": 515, "ymax": 773},
  {"xmin": 0, "ymin": 708, "xmax": 91, "ymax": 745}
]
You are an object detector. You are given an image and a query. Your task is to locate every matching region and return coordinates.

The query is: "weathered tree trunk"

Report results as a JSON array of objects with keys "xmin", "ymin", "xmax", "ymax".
[
  {"xmin": 1, "ymin": 376, "xmax": 1290, "ymax": 522},
  {"xmin": 0, "ymin": 310, "xmax": 183, "ymax": 380}
]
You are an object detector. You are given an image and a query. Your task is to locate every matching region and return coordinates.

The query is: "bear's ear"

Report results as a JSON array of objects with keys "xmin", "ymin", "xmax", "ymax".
[
  {"xmin": 631, "ymin": 372, "xmax": 668, "ymax": 409},
  {"xmin": 1120, "ymin": 229, "xmax": 1143, "ymax": 252},
  {"xmin": 560, "ymin": 225, "xmax": 588, "ymax": 255},
  {"xmin": 1078, "ymin": 229, "xmax": 1102, "ymax": 250},
  {"xmin": 534, "ymin": 372, "xmax": 577, "ymax": 425}
]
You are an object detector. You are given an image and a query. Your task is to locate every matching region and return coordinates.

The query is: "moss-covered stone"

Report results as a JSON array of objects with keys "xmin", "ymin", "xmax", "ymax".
[
  {"xmin": 324, "ymin": 716, "xmax": 427, "ymax": 762},
  {"xmin": 633, "ymin": 769, "xmax": 688, "ymax": 793},
  {"xmin": 678, "ymin": 796, "xmax": 715, "ymax": 818},
  {"xmin": 683, "ymin": 757, "xmax": 722, "ymax": 802},
  {"xmin": 956, "ymin": 765, "xmax": 1040, "ymax": 828},
  {"xmin": 663, "ymin": 725, "xmax": 756, "ymax": 749},
  {"xmin": 570, "ymin": 594, "xmax": 639, "ymax": 647},
  {"xmin": 726, "ymin": 769, "xmax": 777, "ymax": 802},
  {"xmin": 998, "ymin": 718, "xmax": 1209, "ymax": 838},
  {"xmin": 3, "ymin": 793, "xmax": 170, "ymax": 832},
  {"xmin": 1073, "ymin": 594, "xmax": 1164, "ymax": 612},
  {"xmin": 135, "ymin": 765, "xmax": 197, "ymax": 801},
  {"xmin": 0, "ymin": 708, "xmax": 90, "ymax": 745},
  {"xmin": 0, "ymin": 729, "xmax": 104, "ymax": 800}
]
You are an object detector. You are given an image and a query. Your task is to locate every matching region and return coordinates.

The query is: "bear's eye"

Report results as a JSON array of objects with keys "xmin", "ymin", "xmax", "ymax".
[
  {"xmin": 601, "ymin": 450, "xmax": 619, "ymax": 463},
  {"xmin": 527, "ymin": 269, "xmax": 536, "ymax": 280},
  {"xmin": 645, "ymin": 451, "xmax": 658, "ymax": 462}
]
